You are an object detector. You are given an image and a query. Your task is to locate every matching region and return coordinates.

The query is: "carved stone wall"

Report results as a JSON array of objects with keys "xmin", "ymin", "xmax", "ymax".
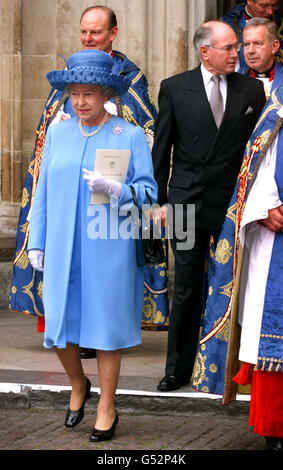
[
  {"xmin": 1, "ymin": 0, "xmax": 222, "ymax": 234},
  {"xmin": 0, "ymin": 0, "xmax": 23, "ymax": 232}
]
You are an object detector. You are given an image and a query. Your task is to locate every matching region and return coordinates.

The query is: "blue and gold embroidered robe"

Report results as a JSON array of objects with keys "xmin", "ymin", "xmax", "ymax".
[
  {"xmin": 247, "ymin": 62, "xmax": 283, "ymax": 100},
  {"xmin": 193, "ymin": 85, "xmax": 283, "ymax": 404}
]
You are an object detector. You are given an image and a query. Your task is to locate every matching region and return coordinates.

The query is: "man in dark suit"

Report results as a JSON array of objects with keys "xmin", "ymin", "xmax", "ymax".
[{"xmin": 153, "ymin": 20, "xmax": 266, "ymax": 392}]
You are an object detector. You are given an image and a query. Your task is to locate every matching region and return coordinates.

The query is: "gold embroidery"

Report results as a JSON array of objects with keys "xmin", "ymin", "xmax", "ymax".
[
  {"xmin": 215, "ymin": 318, "xmax": 229, "ymax": 342},
  {"xmin": 22, "ymin": 270, "xmax": 43, "ymax": 316},
  {"xmin": 128, "ymin": 86, "xmax": 155, "ymax": 121},
  {"xmin": 20, "ymin": 222, "xmax": 29, "ymax": 235},
  {"xmin": 215, "ymin": 239, "xmax": 232, "ymax": 265},
  {"xmin": 147, "ymin": 87, "xmax": 155, "ymax": 106},
  {"xmin": 255, "ymin": 357, "xmax": 283, "ymax": 372},
  {"xmin": 260, "ymin": 333, "xmax": 283, "ymax": 340},
  {"xmin": 21, "ymin": 188, "xmax": 29, "ymax": 208},
  {"xmin": 154, "ymin": 310, "xmax": 166, "ymax": 324},
  {"xmin": 122, "ymin": 104, "xmax": 139, "ymax": 126},
  {"xmin": 193, "ymin": 345, "xmax": 209, "ymax": 387},
  {"xmin": 209, "ymin": 363, "xmax": 218, "ymax": 373},
  {"xmin": 37, "ymin": 281, "xmax": 43, "ymax": 299},
  {"xmin": 130, "ymin": 70, "xmax": 143, "ymax": 86},
  {"xmin": 16, "ymin": 251, "xmax": 29, "ymax": 270},
  {"xmin": 219, "ymin": 281, "xmax": 233, "ymax": 298},
  {"xmin": 226, "ymin": 202, "xmax": 237, "ymax": 224},
  {"xmin": 143, "ymin": 301, "xmax": 155, "ymax": 319},
  {"xmin": 144, "ymin": 128, "xmax": 154, "ymax": 137}
]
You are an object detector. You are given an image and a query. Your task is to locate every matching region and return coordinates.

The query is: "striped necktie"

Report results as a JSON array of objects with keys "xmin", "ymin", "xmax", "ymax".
[{"xmin": 210, "ymin": 75, "xmax": 224, "ymax": 128}]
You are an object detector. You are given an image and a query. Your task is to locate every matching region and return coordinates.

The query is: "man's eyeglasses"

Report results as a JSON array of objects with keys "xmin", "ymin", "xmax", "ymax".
[
  {"xmin": 257, "ymin": 3, "xmax": 279, "ymax": 11},
  {"xmin": 206, "ymin": 43, "xmax": 241, "ymax": 52}
]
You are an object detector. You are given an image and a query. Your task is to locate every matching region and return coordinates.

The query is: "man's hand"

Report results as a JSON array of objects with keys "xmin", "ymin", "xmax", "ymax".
[
  {"xmin": 59, "ymin": 113, "xmax": 70, "ymax": 122},
  {"xmin": 258, "ymin": 205, "xmax": 283, "ymax": 232},
  {"xmin": 151, "ymin": 205, "xmax": 168, "ymax": 228}
]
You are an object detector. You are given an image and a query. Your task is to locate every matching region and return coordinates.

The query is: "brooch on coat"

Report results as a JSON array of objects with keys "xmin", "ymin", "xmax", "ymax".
[{"xmin": 112, "ymin": 124, "xmax": 123, "ymax": 135}]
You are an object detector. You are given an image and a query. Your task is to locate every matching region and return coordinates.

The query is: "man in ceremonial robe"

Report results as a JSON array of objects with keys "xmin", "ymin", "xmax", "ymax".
[
  {"xmin": 10, "ymin": 5, "xmax": 169, "ymax": 340},
  {"xmin": 223, "ymin": 0, "xmax": 283, "ymax": 73},
  {"xmin": 243, "ymin": 17, "xmax": 283, "ymax": 99},
  {"xmin": 193, "ymin": 85, "xmax": 283, "ymax": 451}
]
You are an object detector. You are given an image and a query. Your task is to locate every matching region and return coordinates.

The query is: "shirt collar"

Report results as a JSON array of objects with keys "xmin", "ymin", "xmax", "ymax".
[{"xmin": 201, "ymin": 63, "xmax": 226, "ymax": 85}]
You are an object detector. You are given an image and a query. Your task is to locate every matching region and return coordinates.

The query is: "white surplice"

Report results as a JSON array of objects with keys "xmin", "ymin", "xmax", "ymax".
[{"xmin": 237, "ymin": 108, "xmax": 283, "ymax": 364}]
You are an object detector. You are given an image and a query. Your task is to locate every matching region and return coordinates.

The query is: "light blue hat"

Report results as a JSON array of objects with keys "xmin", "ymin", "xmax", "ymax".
[{"xmin": 46, "ymin": 49, "xmax": 131, "ymax": 95}]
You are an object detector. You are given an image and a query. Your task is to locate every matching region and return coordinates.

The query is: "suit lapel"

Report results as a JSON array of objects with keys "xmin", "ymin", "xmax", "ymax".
[
  {"xmin": 184, "ymin": 67, "xmax": 217, "ymax": 141},
  {"xmin": 206, "ymin": 73, "xmax": 245, "ymax": 159},
  {"xmin": 184, "ymin": 69, "xmax": 247, "ymax": 160},
  {"xmin": 222, "ymin": 73, "xmax": 245, "ymax": 133}
]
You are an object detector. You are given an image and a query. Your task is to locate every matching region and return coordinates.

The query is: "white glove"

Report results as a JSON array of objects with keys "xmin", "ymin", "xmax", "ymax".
[
  {"xmin": 83, "ymin": 169, "xmax": 122, "ymax": 199},
  {"xmin": 28, "ymin": 249, "xmax": 44, "ymax": 272}
]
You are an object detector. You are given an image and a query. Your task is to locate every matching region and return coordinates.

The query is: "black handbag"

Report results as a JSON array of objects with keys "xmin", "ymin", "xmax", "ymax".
[{"xmin": 130, "ymin": 186, "xmax": 166, "ymax": 267}]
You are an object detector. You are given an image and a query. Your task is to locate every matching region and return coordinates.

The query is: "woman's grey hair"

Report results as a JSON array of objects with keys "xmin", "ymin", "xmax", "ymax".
[
  {"xmin": 65, "ymin": 84, "xmax": 118, "ymax": 99},
  {"xmin": 193, "ymin": 24, "xmax": 215, "ymax": 58},
  {"xmin": 100, "ymin": 85, "xmax": 118, "ymax": 100},
  {"xmin": 244, "ymin": 17, "xmax": 279, "ymax": 43}
]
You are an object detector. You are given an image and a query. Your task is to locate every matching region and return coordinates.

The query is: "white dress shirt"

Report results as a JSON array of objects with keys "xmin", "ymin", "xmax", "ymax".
[
  {"xmin": 238, "ymin": 106, "xmax": 283, "ymax": 364},
  {"xmin": 200, "ymin": 63, "xmax": 228, "ymax": 110}
]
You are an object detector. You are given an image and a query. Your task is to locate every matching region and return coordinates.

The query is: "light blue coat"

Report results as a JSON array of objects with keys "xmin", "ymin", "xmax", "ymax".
[{"xmin": 28, "ymin": 116, "xmax": 158, "ymax": 350}]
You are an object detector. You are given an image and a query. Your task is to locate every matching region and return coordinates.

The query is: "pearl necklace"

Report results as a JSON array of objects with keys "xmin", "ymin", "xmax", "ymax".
[{"xmin": 79, "ymin": 111, "xmax": 108, "ymax": 137}]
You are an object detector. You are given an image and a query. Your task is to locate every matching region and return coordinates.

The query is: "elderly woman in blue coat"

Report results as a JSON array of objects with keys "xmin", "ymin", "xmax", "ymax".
[{"xmin": 27, "ymin": 49, "xmax": 158, "ymax": 442}]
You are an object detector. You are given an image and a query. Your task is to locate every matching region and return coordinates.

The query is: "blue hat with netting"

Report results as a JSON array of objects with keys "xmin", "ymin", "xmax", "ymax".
[{"xmin": 46, "ymin": 49, "xmax": 131, "ymax": 95}]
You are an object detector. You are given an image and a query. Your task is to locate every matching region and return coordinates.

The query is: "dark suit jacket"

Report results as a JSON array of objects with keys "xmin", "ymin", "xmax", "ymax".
[{"xmin": 152, "ymin": 66, "xmax": 266, "ymax": 231}]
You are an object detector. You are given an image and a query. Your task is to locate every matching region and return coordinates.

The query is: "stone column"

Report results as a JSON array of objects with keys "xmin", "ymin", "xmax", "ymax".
[
  {"xmin": 22, "ymin": 0, "xmax": 58, "ymax": 178},
  {"xmin": 0, "ymin": 0, "xmax": 23, "ymax": 233},
  {"xmin": 147, "ymin": 0, "xmax": 217, "ymax": 103},
  {"xmin": 147, "ymin": 0, "xmax": 188, "ymax": 102},
  {"xmin": 188, "ymin": 0, "xmax": 217, "ymax": 69}
]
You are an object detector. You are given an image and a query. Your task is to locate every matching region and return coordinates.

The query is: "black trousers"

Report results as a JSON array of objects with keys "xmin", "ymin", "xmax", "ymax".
[{"xmin": 165, "ymin": 228, "xmax": 220, "ymax": 381}]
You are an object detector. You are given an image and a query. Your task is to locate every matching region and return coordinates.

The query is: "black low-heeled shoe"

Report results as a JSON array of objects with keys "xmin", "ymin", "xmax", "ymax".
[
  {"xmin": 89, "ymin": 412, "xmax": 119, "ymax": 442},
  {"xmin": 65, "ymin": 377, "xmax": 91, "ymax": 428},
  {"xmin": 265, "ymin": 437, "xmax": 283, "ymax": 451},
  {"xmin": 157, "ymin": 374, "xmax": 190, "ymax": 392}
]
